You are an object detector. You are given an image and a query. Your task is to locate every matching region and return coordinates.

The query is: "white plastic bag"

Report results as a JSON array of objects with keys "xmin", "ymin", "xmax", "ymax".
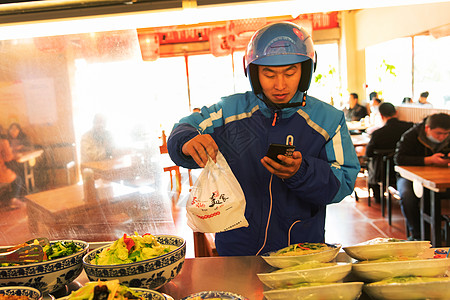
[{"xmin": 186, "ymin": 151, "xmax": 249, "ymax": 233}]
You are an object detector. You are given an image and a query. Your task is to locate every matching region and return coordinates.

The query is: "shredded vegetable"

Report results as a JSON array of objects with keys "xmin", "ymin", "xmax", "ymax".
[
  {"xmin": 67, "ymin": 280, "xmax": 142, "ymax": 300},
  {"xmin": 92, "ymin": 233, "xmax": 172, "ymax": 265}
]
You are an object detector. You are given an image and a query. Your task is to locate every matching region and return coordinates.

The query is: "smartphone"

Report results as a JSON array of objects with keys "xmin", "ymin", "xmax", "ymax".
[{"xmin": 266, "ymin": 143, "xmax": 295, "ymax": 163}]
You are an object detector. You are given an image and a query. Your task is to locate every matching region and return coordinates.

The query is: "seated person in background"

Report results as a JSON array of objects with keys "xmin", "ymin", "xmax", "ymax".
[
  {"xmin": 343, "ymin": 93, "xmax": 368, "ymax": 122},
  {"xmin": 6, "ymin": 123, "xmax": 30, "ymax": 196},
  {"xmin": 81, "ymin": 114, "xmax": 115, "ymax": 163},
  {"xmin": 417, "ymin": 91, "xmax": 432, "ymax": 107},
  {"xmin": 0, "ymin": 125, "xmax": 20, "ymax": 209},
  {"xmin": 402, "ymin": 97, "xmax": 413, "ymax": 105},
  {"xmin": 394, "ymin": 113, "xmax": 450, "ymax": 240},
  {"xmin": 365, "ymin": 103, "xmax": 413, "ymax": 203},
  {"xmin": 366, "ymin": 98, "xmax": 383, "ymax": 134},
  {"xmin": 7, "ymin": 123, "xmax": 32, "ymax": 153}
]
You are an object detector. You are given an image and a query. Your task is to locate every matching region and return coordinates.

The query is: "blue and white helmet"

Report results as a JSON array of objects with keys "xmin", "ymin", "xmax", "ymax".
[{"xmin": 244, "ymin": 22, "xmax": 316, "ymax": 95}]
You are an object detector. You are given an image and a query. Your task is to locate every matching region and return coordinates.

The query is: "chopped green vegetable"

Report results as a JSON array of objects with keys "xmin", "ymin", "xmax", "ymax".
[{"xmin": 92, "ymin": 233, "xmax": 173, "ymax": 265}]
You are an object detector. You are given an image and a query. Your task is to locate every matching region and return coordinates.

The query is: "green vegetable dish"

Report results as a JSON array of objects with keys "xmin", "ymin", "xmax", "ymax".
[
  {"xmin": 92, "ymin": 233, "xmax": 175, "ymax": 265},
  {"xmin": 272, "ymin": 243, "xmax": 332, "ymax": 256},
  {"xmin": 67, "ymin": 280, "xmax": 142, "ymax": 300},
  {"xmin": 44, "ymin": 241, "xmax": 83, "ymax": 260},
  {"xmin": 368, "ymin": 276, "xmax": 450, "ymax": 285},
  {"xmin": 0, "ymin": 240, "xmax": 83, "ymax": 266}
]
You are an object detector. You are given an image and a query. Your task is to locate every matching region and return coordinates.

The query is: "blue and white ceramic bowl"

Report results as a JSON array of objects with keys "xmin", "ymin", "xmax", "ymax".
[
  {"xmin": 58, "ymin": 287, "xmax": 166, "ymax": 300},
  {"xmin": 0, "ymin": 240, "xmax": 89, "ymax": 294},
  {"xmin": 0, "ymin": 286, "xmax": 43, "ymax": 300},
  {"xmin": 82, "ymin": 235, "xmax": 186, "ymax": 290}
]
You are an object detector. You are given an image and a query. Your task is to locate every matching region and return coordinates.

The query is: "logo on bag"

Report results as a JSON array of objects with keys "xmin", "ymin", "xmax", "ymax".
[
  {"xmin": 191, "ymin": 196, "xmax": 205, "ymax": 208},
  {"xmin": 209, "ymin": 191, "xmax": 228, "ymax": 207}
]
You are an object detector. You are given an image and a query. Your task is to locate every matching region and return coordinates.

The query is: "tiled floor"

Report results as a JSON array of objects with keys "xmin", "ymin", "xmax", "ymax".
[{"xmin": 0, "ymin": 170, "xmax": 415, "ymax": 258}]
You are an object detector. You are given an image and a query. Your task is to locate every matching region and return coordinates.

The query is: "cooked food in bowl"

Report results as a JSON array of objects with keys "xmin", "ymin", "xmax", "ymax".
[
  {"xmin": 261, "ymin": 243, "xmax": 341, "ymax": 269},
  {"xmin": 91, "ymin": 233, "xmax": 175, "ymax": 265},
  {"xmin": 0, "ymin": 286, "xmax": 42, "ymax": 300},
  {"xmin": 1, "ymin": 239, "xmax": 83, "ymax": 266},
  {"xmin": 258, "ymin": 262, "xmax": 352, "ymax": 289},
  {"xmin": 364, "ymin": 276, "xmax": 450, "ymax": 300},
  {"xmin": 64, "ymin": 280, "xmax": 165, "ymax": 300},
  {"xmin": 343, "ymin": 238, "xmax": 430, "ymax": 261},
  {"xmin": 367, "ymin": 276, "xmax": 450, "ymax": 285},
  {"xmin": 82, "ymin": 234, "xmax": 185, "ymax": 290},
  {"xmin": 272, "ymin": 242, "xmax": 333, "ymax": 256},
  {"xmin": 0, "ymin": 240, "xmax": 89, "ymax": 294}
]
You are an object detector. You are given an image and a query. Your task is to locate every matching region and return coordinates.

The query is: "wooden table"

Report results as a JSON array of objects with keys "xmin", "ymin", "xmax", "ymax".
[
  {"xmin": 351, "ymin": 134, "xmax": 371, "ymax": 147},
  {"xmin": 395, "ymin": 165, "xmax": 450, "ymax": 247},
  {"xmin": 15, "ymin": 149, "xmax": 44, "ymax": 194},
  {"xmin": 81, "ymin": 155, "xmax": 138, "ymax": 182},
  {"xmin": 24, "ymin": 182, "xmax": 141, "ymax": 234}
]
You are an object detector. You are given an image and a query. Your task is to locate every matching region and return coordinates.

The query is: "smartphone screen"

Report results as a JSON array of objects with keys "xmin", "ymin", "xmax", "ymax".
[{"xmin": 266, "ymin": 143, "xmax": 295, "ymax": 163}]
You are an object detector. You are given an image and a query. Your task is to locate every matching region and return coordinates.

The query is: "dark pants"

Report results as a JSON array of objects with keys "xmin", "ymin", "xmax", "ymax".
[
  {"xmin": 397, "ymin": 177, "xmax": 450, "ymax": 240},
  {"xmin": 5, "ymin": 160, "xmax": 25, "ymax": 197},
  {"xmin": 397, "ymin": 177, "xmax": 421, "ymax": 239}
]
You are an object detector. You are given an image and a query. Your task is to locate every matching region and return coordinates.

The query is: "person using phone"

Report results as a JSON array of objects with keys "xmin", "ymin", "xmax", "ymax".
[
  {"xmin": 394, "ymin": 112, "xmax": 450, "ymax": 241},
  {"xmin": 167, "ymin": 22, "xmax": 360, "ymax": 256}
]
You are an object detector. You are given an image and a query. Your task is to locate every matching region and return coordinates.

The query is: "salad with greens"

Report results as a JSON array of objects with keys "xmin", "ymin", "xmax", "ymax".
[
  {"xmin": 91, "ymin": 233, "xmax": 172, "ymax": 265},
  {"xmin": 67, "ymin": 280, "xmax": 142, "ymax": 300}
]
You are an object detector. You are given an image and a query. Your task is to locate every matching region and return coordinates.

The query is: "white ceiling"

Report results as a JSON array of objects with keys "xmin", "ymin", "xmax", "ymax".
[{"xmin": 0, "ymin": 0, "xmax": 448, "ymax": 40}]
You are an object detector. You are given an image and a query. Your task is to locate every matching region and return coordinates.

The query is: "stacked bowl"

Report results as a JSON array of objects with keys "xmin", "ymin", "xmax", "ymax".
[
  {"xmin": 257, "ymin": 242, "xmax": 363, "ymax": 300},
  {"xmin": 343, "ymin": 238, "xmax": 450, "ymax": 300}
]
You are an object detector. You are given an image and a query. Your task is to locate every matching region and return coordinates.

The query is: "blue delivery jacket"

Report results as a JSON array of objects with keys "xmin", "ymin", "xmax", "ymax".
[{"xmin": 168, "ymin": 91, "xmax": 360, "ymax": 256}]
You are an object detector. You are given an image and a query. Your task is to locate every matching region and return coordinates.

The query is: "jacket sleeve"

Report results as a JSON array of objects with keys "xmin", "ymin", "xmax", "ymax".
[
  {"xmin": 284, "ymin": 114, "xmax": 360, "ymax": 205},
  {"xmin": 167, "ymin": 105, "xmax": 222, "ymax": 169},
  {"xmin": 394, "ymin": 129, "xmax": 425, "ymax": 166}
]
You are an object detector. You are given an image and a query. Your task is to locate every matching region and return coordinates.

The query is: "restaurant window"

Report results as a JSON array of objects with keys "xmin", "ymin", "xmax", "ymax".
[
  {"xmin": 187, "ymin": 51, "xmax": 250, "ymax": 110},
  {"xmin": 413, "ymin": 35, "xmax": 450, "ymax": 108},
  {"xmin": 308, "ymin": 42, "xmax": 341, "ymax": 107},
  {"xmin": 73, "ymin": 56, "xmax": 189, "ymax": 151},
  {"xmin": 365, "ymin": 34, "xmax": 450, "ymax": 108},
  {"xmin": 365, "ymin": 38, "xmax": 412, "ymax": 105}
]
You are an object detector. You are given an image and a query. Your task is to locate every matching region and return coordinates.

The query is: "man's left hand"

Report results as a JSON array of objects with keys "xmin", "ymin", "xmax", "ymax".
[{"xmin": 261, "ymin": 151, "xmax": 302, "ymax": 179}]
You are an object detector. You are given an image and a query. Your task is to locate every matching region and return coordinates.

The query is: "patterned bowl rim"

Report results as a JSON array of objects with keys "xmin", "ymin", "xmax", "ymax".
[
  {"xmin": 0, "ymin": 240, "xmax": 89, "ymax": 269},
  {"xmin": 54, "ymin": 286, "xmax": 166, "ymax": 300},
  {"xmin": 0, "ymin": 285, "xmax": 43, "ymax": 299},
  {"xmin": 82, "ymin": 235, "xmax": 186, "ymax": 268},
  {"xmin": 261, "ymin": 243, "xmax": 342, "ymax": 257}
]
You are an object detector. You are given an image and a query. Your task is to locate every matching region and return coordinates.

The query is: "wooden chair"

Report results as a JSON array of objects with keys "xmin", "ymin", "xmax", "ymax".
[
  {"xmin": 442, "ymin": 215, "xmax": 450, "ymax": 246},
  {"xmin": 159, "ymin": 130, "xmax": 192, "ymax": 198},
  {"xmin": 193, "ymin": 232, "xmax": 218, "ymax": 257}
]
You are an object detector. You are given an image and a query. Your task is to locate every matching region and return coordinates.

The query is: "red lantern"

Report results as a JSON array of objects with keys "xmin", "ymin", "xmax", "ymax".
[
  {"xmin": 209, "ymin": 27, "xmax": 231, "ymax": 57},
  {"xmin": 138, "ymin": 33, "xmax": 160, "ymax": 61}
]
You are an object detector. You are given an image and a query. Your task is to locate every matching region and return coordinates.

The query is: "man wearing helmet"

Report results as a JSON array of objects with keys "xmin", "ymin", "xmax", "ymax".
[{"xmin": 168, "ymin": 22, "xmax": 360, "ymax": 256}]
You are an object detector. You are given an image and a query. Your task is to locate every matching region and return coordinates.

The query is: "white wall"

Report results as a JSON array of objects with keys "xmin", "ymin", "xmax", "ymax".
[{"xmin": 355, "ymin": 1, "xmax": 450, "ymax": 50}]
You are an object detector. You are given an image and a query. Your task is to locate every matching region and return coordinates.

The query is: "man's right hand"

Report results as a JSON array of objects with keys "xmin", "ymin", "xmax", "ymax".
[
  {"xmin": 182, "ymin": 134, "xmax": 218, "ymax": 168},
  {"xmin": 425, "ymin": 153, "xmax": 450, "ymax": 166}
]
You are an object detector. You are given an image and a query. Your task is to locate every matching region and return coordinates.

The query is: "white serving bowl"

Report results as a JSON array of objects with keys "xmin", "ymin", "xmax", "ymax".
[
  {"xmin": 258, "ymin": 262, "xmax": 352, "ymax": 289},
  {"xmin": 0, "ymin": 240, "xmax": 89, "ymax": 294},
  {"xmin": 343, "ymin": 240, "xmax": 430, "ymax": 261},
  {"xmin": 261, "ymin": 244, "xmax": 341, "ymax": 269},
  {"xmin": 82, "ymin": 235, "xmax": 186, "ymax": 290},
  {"xmin": 0, "ymin": 286, "xmax": 43, "ymax": 300},
  {"xmin": 263, "ymin": 282, "xmax": 364, "ymax": 300},
  {"xmin": 352, "ymin": 257, "xmax": 450, "ymax": 282},
  {"xmin": 364, "ymin": 277, "xmax": 450, "ymax": 300}
]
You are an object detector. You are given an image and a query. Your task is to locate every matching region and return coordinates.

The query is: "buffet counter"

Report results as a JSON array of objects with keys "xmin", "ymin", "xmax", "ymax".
[{"xmin": 66, "ymin": 247, "xmax": 447, "ymax": 300}]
